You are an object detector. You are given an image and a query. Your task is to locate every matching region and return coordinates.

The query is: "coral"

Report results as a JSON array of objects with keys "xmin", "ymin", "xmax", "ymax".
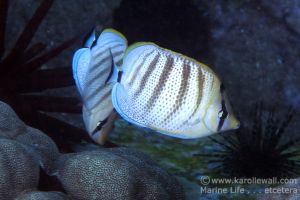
[
  {"xmin": 0, "ymin": 101, "xmax": 60, "ymax": 174},
  {"xmin": 0, "ymin": 101, "xmax": 184, "ymax": 200},
  {"xmin": 109, "ymin": 147, "xmax": 184, "ymax": 198},
  {"xmin": 0, "ymin": 139, "xmax": 40, "ymax": 199},
  {"xmin": 0, "ymin": 101, "xmax": 65, "ymax": 199},
  {"xmin": 15, "ymin": 191, "xmax": 69, "ymax": 200},
  {"xmin": 54, "ymin": 147, "xmax": 185, "ymax": 200}
]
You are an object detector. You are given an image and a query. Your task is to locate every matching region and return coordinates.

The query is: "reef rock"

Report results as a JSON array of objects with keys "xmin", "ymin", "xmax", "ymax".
[
  {"xmin": 55, "ymin": 147, "xmax": 184, "ymax": 200},
  {"xmin": 0, "ymin": 139, "xmax": 40, "ymax": 199},
  {"xmin": 0, "ymin": 101, "xmax": 60, "ymax": 174},
  {"xmin": 15, "ymin": 191, "xmax": 69, "ymax": 200}
]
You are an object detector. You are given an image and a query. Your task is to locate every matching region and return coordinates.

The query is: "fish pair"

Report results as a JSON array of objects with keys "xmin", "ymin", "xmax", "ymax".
[{"xmin": 72, "ymin": 28, "xmax": 240, "ymax": 144}]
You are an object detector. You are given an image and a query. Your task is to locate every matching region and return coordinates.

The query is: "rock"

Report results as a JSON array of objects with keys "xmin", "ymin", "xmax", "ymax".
[
  {"xmin": 14, "ymin": 126, "xmax": 60, "ymax": 174},
  {"xmin": 0, "ymin": 139, "xmax": 40, "ymax": 199},
  {"xmin": 108, "ymin": 148, "xmax": 184, "ymax": 199},
  {"xmin": 260, "ymin": 0, "xmax": 300, "ymax": 35},
  {"xmin": 191, "ymin": 0, "xmax": 300, "ymax": 129},
  {"xmin": 0, "ymin": 101, "xmax": 60, "ymax": 174},
  {"xmin": 6, "ymin": 0, "xmax": 122, "ymax": 66},
  {"xmin": 113, "ymin": 0, "xmax": 211, "ymax": 64},
  {"xmin": 54, "ymin": 148, "xmax": 184, "ymax": 200},
  {"xmin": 176, "ymin": 176, "xmax": 202, "ymax": 200},
  {"xmin": 0, "ymin": 101, "xmax": 25, "ymax": 133},
  {"xmin": 15, "ymin": 191, "xmax": 69, "ymax": 200}
]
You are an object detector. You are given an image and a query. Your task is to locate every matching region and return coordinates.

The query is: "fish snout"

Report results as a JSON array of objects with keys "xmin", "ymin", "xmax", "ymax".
[
  {"xmin": 83, "ymin": 106, "xmax": 116, "ymax": 144},
  {"xmin": 228, "ymin": 115, "xmax": 240, "ymax": 130}
]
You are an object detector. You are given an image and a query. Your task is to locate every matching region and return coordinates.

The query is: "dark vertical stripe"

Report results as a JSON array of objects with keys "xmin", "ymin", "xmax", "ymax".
[
  {"xmin": 127, "ymin": 50, "xmax": 154, "ymax": 87},
  {"xmin": 91, "ymin": 116, "xmax": 109, "ymax": 136},
  {"xmin": 93, "ymin": 43, "xmax": 123, "ymax": 58},
  {"xmin": 85, "ymin": 63, "xmax": 111, "ymax": 87},
  {"xmin": 89, "ymin": 55, "xmax": 112, "ymax": 74},
  {"xmin": 132, "ymin": 53, "xmax": 160, "ymax": 98},
  {"xmin": 117, "ymin": 71, "xmax": 123, "ymax": 82},
  {"xmin": 164, "ymin": 60, "xmax": 191, "ymax": 123},
  {"xmin": 184, "ymin": 66, "xmax": 205, "ymax": 124},
  {"xmin": 89, "ymin": 44, "xmax": 123, "ymax": 73},
  {"xmin": 145, "ymin": 55, "xmax": 174, "ymax": 111},
  {"xmin": 89, "ymin": 87, "xmax": 112, "ymax": 109},
  {"xmin": 84, "ymin": 83, "xmax": 106, "ymax": 103},
  {"xmin": 104, "ymin": 55, "xmax": 115, "ymax": 84},
  {"xmin": 112, "ymin": 50, "xmax": 124, "ymax": 58}
]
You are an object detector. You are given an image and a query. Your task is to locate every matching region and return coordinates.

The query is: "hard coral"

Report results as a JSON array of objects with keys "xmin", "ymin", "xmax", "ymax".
[
  {"xmin": 15, "ymin": 191, "xmax": 69, "ymax": 200},
  {"xmin": 55, "ymin": 148, "xmax": 185, "ymax": 200},
  {"xmin": 0, "ymin": 101, "xmax": 60, "ymax": 174},
  {"xmin": 0, "ymin": 139, "xmax": 40, "ymax": 199},
  {"xmin": 0, "ymin": 101, "xmax": 184, "ymax": 199}
]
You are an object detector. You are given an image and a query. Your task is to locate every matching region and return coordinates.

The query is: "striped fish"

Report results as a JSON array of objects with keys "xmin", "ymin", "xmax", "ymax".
[
  {"xmin": 72, "ymin": 28, "xmax": 127, "ymax": 144},
  {"xmin": 111, "ymin": 42, "xmax": 239, "ymax": 138}
]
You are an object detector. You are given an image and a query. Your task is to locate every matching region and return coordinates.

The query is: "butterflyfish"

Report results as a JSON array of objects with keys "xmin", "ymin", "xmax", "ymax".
[
  {"xmin": 72, "ymin": 28, "xmax": 127, "ymax": 144},
  {"xmin": 111, "ymin": 42, "xmax": 240, "ymax": 139}
]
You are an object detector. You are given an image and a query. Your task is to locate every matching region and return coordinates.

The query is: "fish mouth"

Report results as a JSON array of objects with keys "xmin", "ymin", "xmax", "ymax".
[
  {"xmin": 89, "ymin": 111, "xmax": 118, "ymax": 145},
  {"xmin": 91, "ymin": 117, "xmax": 109, "ymax": 136},
  {"xmin": 220, "ymin": 115, "xmax": 240, "ymax": 132},
  {"xmin": 90, "ymin": 130, "xmax": 108, "ymax": 145},
  {"xmin": 232, "ymin": 118, "xmax": 240, "ymax": 129}
]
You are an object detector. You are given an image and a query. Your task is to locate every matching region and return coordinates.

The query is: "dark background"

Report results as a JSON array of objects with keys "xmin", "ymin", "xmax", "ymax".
[{"xmin": 6, "ymin": 0, "xmax": 300, "ymax": 146}]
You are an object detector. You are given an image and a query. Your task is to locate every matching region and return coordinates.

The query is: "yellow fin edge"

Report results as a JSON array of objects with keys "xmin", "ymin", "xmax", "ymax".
[
  {"xmin": 102, "ymin": 28, "xmax": 128, "ymax": 45},
  {"xmin": 124, "ymin": 41, "xmax": 216, "ymax": 75},
  {"xmin": 160, "ymin": 47, "xmax": 216, "ymax": 75},
  {"xmin": 123, "ymin": 42, "xmax": 157, "ymax": 58},
  {"xmin": 148, "ymin": 125, "xmax": 182, "ymax": 136}
]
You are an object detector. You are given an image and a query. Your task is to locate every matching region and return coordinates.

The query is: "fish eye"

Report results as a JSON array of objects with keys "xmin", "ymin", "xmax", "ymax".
[
  {"xmin": 218, "ymin": 110, "xmax": 223, "ymax": 118},
  {"xmin": 217, "ymin": 99, "xmax": 229, "ymax": 131},
  {"xmin": 96, "ymin": 121, "xmax": 101, "ymax": 127},
  {"xmin": 91, "ymin": 117, "xmax": 109, "ymax": 136},
  {"xmin": 221, "ymin": 100, "xmax": 228, "ymax": 117}
]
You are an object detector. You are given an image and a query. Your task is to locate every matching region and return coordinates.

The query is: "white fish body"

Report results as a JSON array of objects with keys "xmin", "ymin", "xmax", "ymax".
[
  {"xmin": 72, "ymin": 28, "xmax": 127, "ymax": 143},
  {"xmin": 112, "ymin": 42, "xmax": 239, "ymax": 138}
]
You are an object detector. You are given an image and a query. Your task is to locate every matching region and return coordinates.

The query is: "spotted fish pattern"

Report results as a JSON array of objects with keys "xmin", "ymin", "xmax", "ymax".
[{"xmin": 112, "ymin": 43, "xmax": 239, "ymax": 138}]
